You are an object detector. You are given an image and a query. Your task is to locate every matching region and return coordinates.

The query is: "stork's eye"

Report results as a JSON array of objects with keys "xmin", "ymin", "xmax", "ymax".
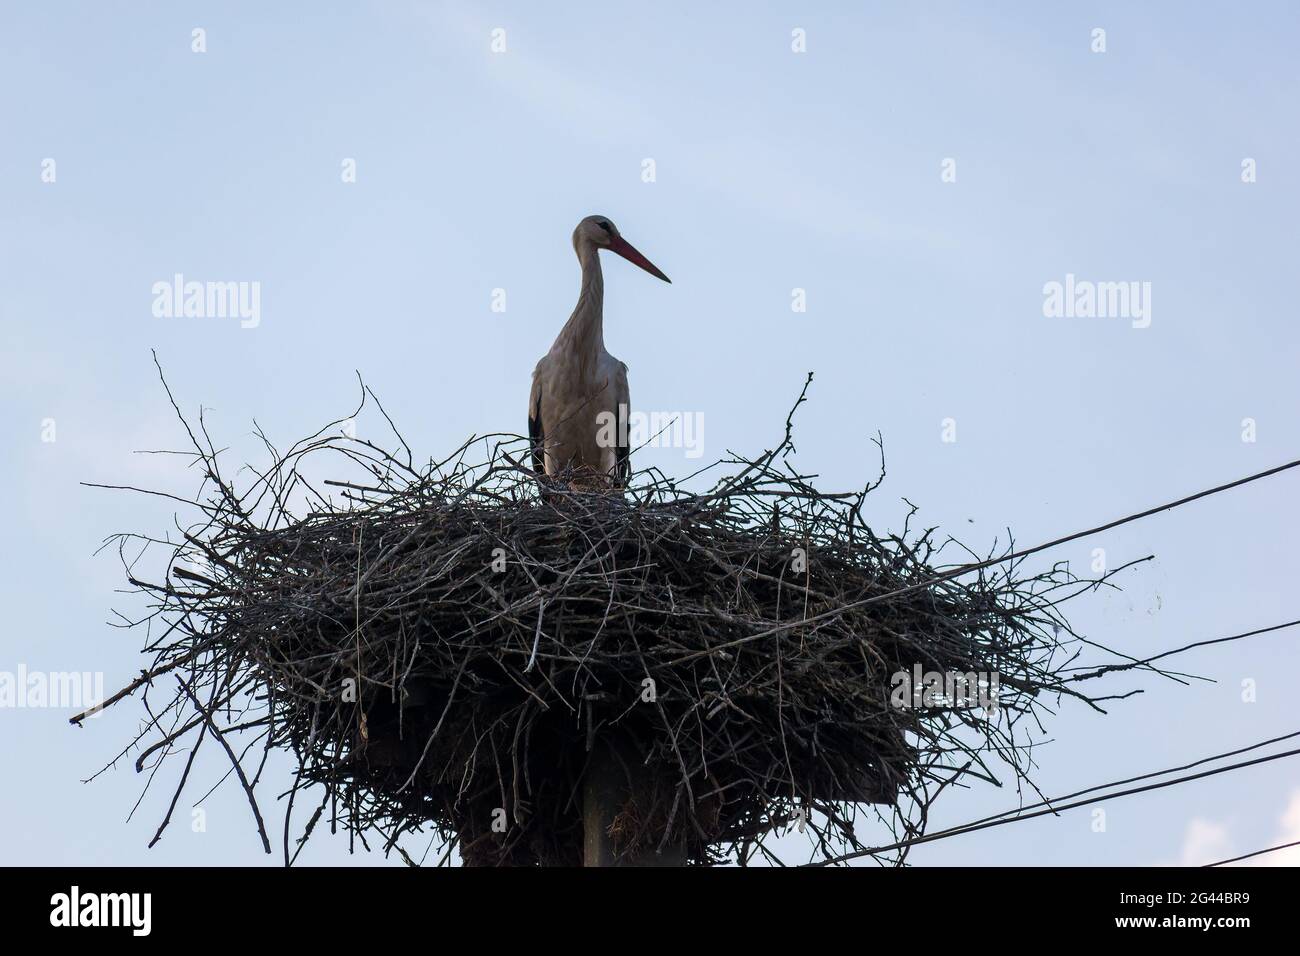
[{"xmin": 598, "ymin": 220, "xmax": 612, "ymax": 233}]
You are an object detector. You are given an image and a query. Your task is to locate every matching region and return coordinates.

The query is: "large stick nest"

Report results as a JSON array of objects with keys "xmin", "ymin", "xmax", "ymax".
[{"xmin": 86, "ymin": 372, "xmax": 1139, "ymax": 866}]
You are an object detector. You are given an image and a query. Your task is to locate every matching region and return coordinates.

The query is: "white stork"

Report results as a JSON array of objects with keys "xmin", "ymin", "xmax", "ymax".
[{"xmin": 528, "ymin": 215, "xmax": 670, "ymax": 487}]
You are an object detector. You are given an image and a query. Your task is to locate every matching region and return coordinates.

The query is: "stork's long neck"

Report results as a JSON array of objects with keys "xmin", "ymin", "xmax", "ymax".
[{"xmin": 556, "ymin": 241, "xmax": 605, "ymax": 379}]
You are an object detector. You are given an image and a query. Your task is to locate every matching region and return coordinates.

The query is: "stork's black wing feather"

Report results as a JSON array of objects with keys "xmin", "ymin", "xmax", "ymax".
[
  {"xmin": 528, "ymin": 397, "xmax": 545, "ymax": 475},
  {"xmin": 614, "ymin": 361, "xmax": 631, "ymax": 488},
  {"xmin": 615, "ymin": 428, "xmax": 630, "ymax": 487}
]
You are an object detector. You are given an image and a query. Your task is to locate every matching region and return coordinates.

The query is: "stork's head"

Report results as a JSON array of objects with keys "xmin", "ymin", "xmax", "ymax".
[{"xmin": 573, "ymin": 215, "xmax": 671, "ymax": 283}]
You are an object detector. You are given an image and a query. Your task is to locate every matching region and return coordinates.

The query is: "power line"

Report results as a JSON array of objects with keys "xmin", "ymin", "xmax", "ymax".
[
  {"xmin": 912, "ymin": 726, "xmax": 1300, "ymax": 848},
  {"xmin": 675, "ymin": 457, "xmax": 1300, "ymax": 664},
  {"xmin": 1205, "ymin": 839, "xmax": 1300, "ymax": 867},
  {"xmin": 807, "ymin": 741, "xmax": 1300, "ymax": 866}
]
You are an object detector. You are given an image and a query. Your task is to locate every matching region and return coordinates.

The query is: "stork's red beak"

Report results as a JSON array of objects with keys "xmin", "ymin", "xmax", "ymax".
[{"xmin": 610, "ymin": 236, "xmax": 671, "ymax": 283}]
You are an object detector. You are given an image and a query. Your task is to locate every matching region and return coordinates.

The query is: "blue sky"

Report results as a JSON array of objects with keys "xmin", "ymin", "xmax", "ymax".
[{"xmin": 2, "ymin": 1, "xmax": 1298, "ymax": 866}]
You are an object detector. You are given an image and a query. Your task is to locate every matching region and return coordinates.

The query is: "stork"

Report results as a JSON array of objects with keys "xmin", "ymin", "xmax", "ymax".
[{"xmin": 528, "ymin": 215, "xmax": 670, "ymax": 488}]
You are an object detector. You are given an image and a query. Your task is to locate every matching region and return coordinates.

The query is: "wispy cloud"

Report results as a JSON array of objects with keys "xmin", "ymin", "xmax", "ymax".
[
  {"xmin": 1168, "ymin": 818, "xmax": 1233, "ymax": 867},
  {"xmin": 1164, "ymin": 789, "xmax": 1300, "ymax": 867}
]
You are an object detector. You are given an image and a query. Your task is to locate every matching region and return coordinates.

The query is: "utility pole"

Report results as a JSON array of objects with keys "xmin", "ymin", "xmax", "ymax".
[{"xmin": 582, "ymin": 737, "xmax": 686, "ymax": 866}]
